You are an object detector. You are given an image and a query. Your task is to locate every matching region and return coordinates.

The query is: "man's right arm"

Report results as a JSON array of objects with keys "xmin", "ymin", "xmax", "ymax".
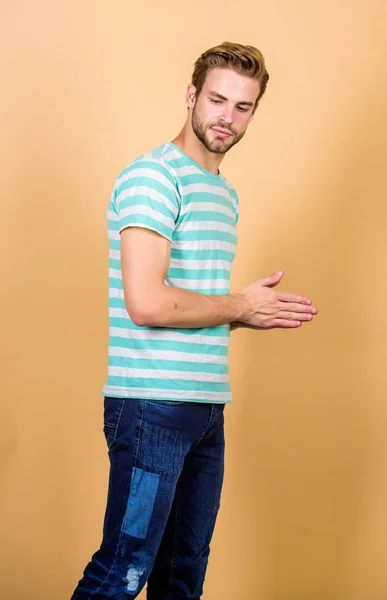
[{"xmin": 121, "ymin": 227, "xmax": 317, "ymax": 330}]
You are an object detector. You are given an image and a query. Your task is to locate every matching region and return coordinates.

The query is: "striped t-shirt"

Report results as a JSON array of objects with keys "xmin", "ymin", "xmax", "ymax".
[{"xmin": 102, "ymin": 141, "xmax": 239, "ymax": 403}]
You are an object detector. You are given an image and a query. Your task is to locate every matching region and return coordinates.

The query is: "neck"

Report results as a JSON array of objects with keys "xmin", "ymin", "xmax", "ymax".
[{"xmin": 171, "ymin": 121, "xmax": 224, "ymax": 176}]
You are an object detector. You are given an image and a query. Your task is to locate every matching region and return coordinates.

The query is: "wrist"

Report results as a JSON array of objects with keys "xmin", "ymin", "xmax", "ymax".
[{"xmin": 233, "ymin": 292, "xmax": 251, "ymax": 323}]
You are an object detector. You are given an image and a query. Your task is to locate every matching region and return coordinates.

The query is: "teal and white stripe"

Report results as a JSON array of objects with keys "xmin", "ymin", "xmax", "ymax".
[{"xmin": 102, "ymin": 141, "xmax": 239, "ymax": 403}]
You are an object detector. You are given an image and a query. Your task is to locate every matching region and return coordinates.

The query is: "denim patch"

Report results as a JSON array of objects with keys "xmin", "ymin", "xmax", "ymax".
[
  {"xmin": 122, "ymin": 467, "xmax": 160, "ymax": 539},
  {"xmin": 140, "ymin": 420, "xmax": 184, "ymax": 477}
]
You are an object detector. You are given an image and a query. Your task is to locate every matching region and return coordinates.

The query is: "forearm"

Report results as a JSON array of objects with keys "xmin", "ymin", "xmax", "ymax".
[{"xmin": 131, "ymin": 285, "xmax": 250, "ymax": 329}]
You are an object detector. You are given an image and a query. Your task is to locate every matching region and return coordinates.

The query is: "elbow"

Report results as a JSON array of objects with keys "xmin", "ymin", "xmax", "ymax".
[
  {"xmin": 126, "ymin": 303, "xmax": 159, "ymax": 327},
  {"xmin": 124, "ymin": 286, "xmax": 166, "ymax": 327},
  {"xmin": 130, "ymin": 311, "xmax": 153, "ymax": 327}
]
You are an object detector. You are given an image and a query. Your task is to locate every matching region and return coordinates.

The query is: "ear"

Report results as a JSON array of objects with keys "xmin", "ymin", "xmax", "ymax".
[{"xmin": 186, "ymin": 84, "xmax": 197, "ymax": 109}]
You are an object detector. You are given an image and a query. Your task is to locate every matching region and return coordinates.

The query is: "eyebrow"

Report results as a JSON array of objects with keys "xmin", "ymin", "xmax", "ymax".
[{"xmin": 208, "ymin": 91, "xmax": 254, "ymax": 107}]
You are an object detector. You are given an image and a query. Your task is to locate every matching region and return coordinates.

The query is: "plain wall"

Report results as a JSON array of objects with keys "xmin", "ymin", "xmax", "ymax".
[{"xmin": 1, "ymin": 1, "xmax": 387, "ymax": 598}]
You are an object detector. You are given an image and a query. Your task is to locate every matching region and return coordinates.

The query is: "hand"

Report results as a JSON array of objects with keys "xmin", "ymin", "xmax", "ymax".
[
  {"xmin": 237, "ymin": 271, "xmax": 317, "ymax": 330},
  {"xmin": 230, "ymin": 321, "xmax": 262, "ymax": 331}
]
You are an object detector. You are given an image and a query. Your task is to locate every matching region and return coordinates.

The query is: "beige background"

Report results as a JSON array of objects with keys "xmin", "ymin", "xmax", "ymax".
[{"xmin": 1, "ymin": 1, "xmax": 387, "ymax": 598}]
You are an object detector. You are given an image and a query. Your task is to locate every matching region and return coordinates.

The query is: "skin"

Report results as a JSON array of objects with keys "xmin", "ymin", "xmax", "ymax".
[
  {"xmin": 121, "ymin": 67, "xmax": 318, "ymax": 329},
  {"xmin": 172, "ymin": 67, "xmax": 260, "ymax": 174}
]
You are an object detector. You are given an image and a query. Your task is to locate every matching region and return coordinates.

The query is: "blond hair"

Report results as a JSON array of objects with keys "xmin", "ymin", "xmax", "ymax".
[{"xmin": 192, "ymin": 41, "xmax": 269, "ymax": 111}]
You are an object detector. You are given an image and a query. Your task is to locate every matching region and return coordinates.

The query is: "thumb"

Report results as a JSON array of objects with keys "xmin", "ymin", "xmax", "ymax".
[{"xmin": 258, "ymin": 270, "xmax": 283, "ymax": 288}]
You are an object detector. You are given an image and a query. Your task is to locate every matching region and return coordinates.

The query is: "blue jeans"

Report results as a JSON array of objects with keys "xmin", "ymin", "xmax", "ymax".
[{"xmin": 71, "ymin": 397, "xmax": 226, "ymax": 599}]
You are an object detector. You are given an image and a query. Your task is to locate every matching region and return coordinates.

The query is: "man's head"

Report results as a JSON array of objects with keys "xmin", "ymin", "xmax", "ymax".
[{"xmin": 187, "ymin": 41, "xmax": 269, "ymax": 154}]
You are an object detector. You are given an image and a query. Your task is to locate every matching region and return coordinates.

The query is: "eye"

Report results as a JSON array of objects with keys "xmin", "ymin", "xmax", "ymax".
[
  {"xmin": 210, "ymin": 99, "xmax": 221, "ymax": 104},
  {"xmin": 237, "ymin": 106, "xmax": 248, "ymax": 112}
]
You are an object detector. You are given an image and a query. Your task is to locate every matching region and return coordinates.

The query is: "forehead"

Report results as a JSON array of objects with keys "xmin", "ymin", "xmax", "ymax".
[{"xmin": 202, "ymin": 67, "xmax": 260, "ymax": 103}]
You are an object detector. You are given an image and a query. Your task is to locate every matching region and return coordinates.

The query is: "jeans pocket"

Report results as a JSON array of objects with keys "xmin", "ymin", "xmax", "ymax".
[
  {"xmin": 103, "ymin": 396, "xmax": 125, "ymax": 449},
  {"xmin": 145, "ymin": 399, "xmax": 186, "ymax": 406}
]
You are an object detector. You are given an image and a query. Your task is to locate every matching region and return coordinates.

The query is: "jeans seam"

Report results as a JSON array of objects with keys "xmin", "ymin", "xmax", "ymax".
[
  {"xmin": 88, "ymin": 400, "xmax": 145, "ymax": 599},
  {"xmin": 198, "ymin": 404, "xmax": 215, "ymax": 442},
  {"xmin": 112, "ymin": 398, "xmax": 125, "ymax": 444},
  {"xmin": 166, "ymin": 479, "xmax": 181, "ymax": 597}
]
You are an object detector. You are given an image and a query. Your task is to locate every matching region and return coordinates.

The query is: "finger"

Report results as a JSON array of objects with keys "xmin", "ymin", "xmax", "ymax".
[
  {"xmin": 279, "ymin": 301, "xmax": 317, "ymax": 314},
  {"xmin": 270, "ymin": 318, "xmax": 302, "ymax": 328},
  {"xmin": 257, "ymin": 270, "xmax": 283, "ymax": 288},
  {"xmin": 277, "ymin": 292, "xmax": 312, "ymax": 305},
  {"xmin": 277, "ymin": 311, "xmax": 313, "ymax": 322}
]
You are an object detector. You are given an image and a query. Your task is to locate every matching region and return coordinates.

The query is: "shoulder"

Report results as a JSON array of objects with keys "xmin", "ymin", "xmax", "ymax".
[
  {"xmin": 221, "ymin": 174, "xmax": 238, "ymax": 196},
  {"xmin": 114, "ymin": 147, "xmax": 178, "ymax": 194},
  {"xmin": 219, "ymin": 174, "xmax": 239, "ymax": 211}
]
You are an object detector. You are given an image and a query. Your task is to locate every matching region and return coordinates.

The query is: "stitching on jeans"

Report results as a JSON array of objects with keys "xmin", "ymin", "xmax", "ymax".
[
  {"xmin": 166, "ymin": 479, "xmax": 181, "ymax": 597},
  {"xmin": 112, "ymin": 398, "xmax": 125, "ymax": 444},
  {"xmin": 198, "ymin": 404, "xmax": 215, "ymax": 442},
  {"xmin": 88, "ymin": 400, "xmax": 145, "ymax": 599},
  {"xmin": 133, "ymin": 400, "xmax": 144, "ymax": 466}
]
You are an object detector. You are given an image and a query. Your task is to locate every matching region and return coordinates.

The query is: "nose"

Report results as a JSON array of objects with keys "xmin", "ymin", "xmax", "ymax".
[{"xmin": 219, "ymin": 104, "xmax": 233, "ymax": 125}]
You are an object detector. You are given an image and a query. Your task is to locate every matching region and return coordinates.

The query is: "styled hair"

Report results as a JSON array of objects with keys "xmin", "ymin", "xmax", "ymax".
[{"xmin": 191, "ymin": 41, "xmax": 269, "ymax": 111}]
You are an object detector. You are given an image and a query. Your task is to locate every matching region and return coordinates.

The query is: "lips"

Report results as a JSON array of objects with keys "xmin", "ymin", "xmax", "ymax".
[{"xmin": 211, "ymin": 127, "xmax": 233, "ymax": 138}]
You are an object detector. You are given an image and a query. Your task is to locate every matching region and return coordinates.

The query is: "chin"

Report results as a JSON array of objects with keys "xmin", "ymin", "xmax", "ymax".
[
  {"xmin": 208, "ymin": 140, "xmax": 233, "ymax": 154},
  {"xmin": 212, "ymin": 146, "xmax": 229, "ymax": 155}
]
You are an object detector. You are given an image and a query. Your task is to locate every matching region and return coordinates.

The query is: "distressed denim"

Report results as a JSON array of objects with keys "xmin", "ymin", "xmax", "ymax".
[{"xmin": 70, "ymin": 397, "xmax": 225, "ymax": 600}]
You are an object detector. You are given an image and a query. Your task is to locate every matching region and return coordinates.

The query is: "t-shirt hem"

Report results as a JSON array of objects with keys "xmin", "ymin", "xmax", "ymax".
[
  {"xmin": 101, "ymin": 385, "xmax": 232, "ymax": 404},
  {"xmin": 118, "ymin": 222, "xmax": 173, "ymax": 243}
]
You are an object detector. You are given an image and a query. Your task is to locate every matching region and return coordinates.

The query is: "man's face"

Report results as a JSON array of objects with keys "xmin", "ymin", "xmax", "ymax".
[{"xmin": 190, "ymin": 68, "xmax": 260, "ymax": 155}]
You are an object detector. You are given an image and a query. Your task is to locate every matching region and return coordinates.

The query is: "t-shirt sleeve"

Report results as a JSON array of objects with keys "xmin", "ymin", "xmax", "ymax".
[{"xmin": 113, "ymin": 159, "xmax": 180, "ymax": 242}]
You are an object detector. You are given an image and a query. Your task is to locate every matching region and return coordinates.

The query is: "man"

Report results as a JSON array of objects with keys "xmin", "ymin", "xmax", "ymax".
[{"xmin": 71, "ymin": 41, "xmax": 317, "ymax": 599}]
